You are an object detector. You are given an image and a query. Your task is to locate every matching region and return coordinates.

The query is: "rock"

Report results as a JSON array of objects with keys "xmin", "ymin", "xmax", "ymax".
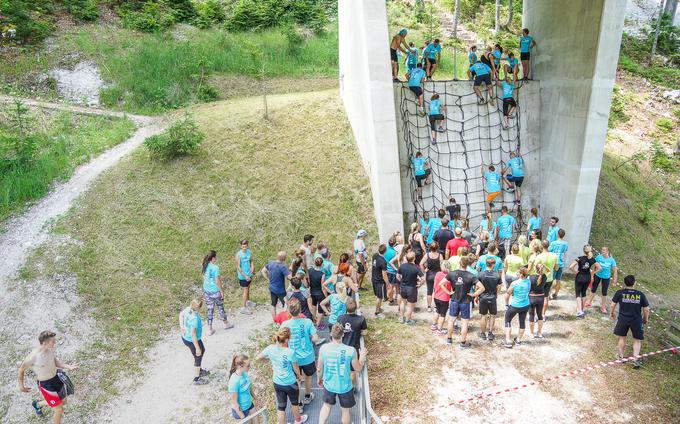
[{"xmin": 662, "ymin": 89, "xmax": 680, "ymax": 104}]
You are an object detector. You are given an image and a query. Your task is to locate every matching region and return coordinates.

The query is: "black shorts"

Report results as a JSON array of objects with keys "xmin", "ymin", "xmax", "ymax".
[
  {"xmin": 504, "ymin": 305, "xmax": 529, "ymax": 329},
  {"xmin": 274, "ymin": 383, "xmax": 300, "ymax": 411},
  {"xmin": 182, "ymin": 337, "xmax": 205, "ymax": 367},
  {"xmin": 478, "ymin": 296, "xmax": 498, "ymax": 315},
  {"xmin": 409, "ymin": 86, "xmax": 423, "ymax": 97},
  {"xmin": 400, "ymin": 286, "xmax": 418, "ymax": 303},
  {"xmin": 429, "ymin": 114, "xmax": 445, "ymax": 130},
  {"xmin": 520, "ymin": 52, "xmax": 530, "ymax": 61},
  {"xmin": 387, "ymin": 273, "xmax": 397, "ymax": 285},
  {"xmin": 426, "ymin": 57, "xmax": 437, "ymax": 65},
  {"xmin": 356, "ymin": 262, "xmax": 366, "ymax": 274},
  {"xmin": 372, "ymin": 281, "xmax": 387, "ymax": 300},
  {"xmin": 300, "ymin": 361, "xmax": 316, "ymax": 376},
  {"xmin": 270, "ymin": 291, "xmax": 286, "ymax": 307},
  {"xmin": 614, "ymin": 319, "xmax": 644, "ymax": 340},
  {"xmin": 415, "ymin": 168, "xmax": 431, "ymax": 187},
  {"xmin": 434, "ymin": 298, "xmax": 449, "ymax": 317},
  {"xmin": 390, "ymin": 48, "xmax": 398, "ymax": 62},
  {"xmin": 239, "ymin": 279, "xmax": 251, "ymax": 288},
  {"xmin": 591, "ymin": 276, "xmax": 611, "ymax": 296},
  {"xmin": 502, "ymin": 97, "xmax": 517, "ymax": 116},
  {"xmin": 323, "ymin": 388, "xmax": 356, "ymax": 408},
  {"xmin": 507, "ymin": 175, "xmax": 524, "ymax": 187},
  {"xmin": 574, "ymin": 275, "xmax": 590, "ymax": 298},
  {"xmin": 542, "ymin": 281, "xmax": 553, "ymax": 297},
  {"xmin": 38, "ymin": 374, "xmax": 66, "ymax": 400},
  {"xmin": 311, "ymin": 293, "xmax": 325, "ymax": 306},
  {"xmin": 474, "ymin": 74, "xmax": 491, "ymax": 86}
]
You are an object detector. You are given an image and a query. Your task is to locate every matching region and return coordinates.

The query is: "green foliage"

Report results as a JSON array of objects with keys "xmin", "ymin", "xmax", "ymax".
[
  {"xmin": 674, "ymin": 108, "xmax": 680, "ymax": 119},
  {"xmin": 442, "ymin": 0, "xmax": 522, "ymax": 49},
  {"xmin": 650, "ymin": 142, "xmax": 677, "ymax": 173},
  {"xmin": 193, "ymin": 0, "xmax": 226, "ymax": 29},
  {"xmin": 120, "ymin": 2, "xmax": 176, "ymax": 32},
  {"xmin": 63, "ymin": 0, "xmax": 99, "ymax": 22},
  {"xmin": 144, "ymin": 114, "xmax": 205, "ymax": 159},
  {"xmin": 0, "ymin": 0, "xmax": 55, "ymax": 42},
  {"xmin": 225, "ymin": 0, "xmax": 329, "ymax": 33},
  {"xmin": 283, "ymin": 24, "xmax": 304, "ymax": 56},
  {"xmin": 618, "ymin": 52, "xmax": 680, "ymax": 89},
  {"xmin": 608, "ymin": 85, "xmax": 630, "ymax": 128},
  {"xmin": 655, "ymin": 117, "xmax": 674, "ymax": 133},
  {"xmin": 196, "ymin": 84, "xmax": 218, "ymax": 102}
]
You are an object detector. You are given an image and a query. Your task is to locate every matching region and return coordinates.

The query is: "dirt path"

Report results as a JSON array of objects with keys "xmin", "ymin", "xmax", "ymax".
[
  {"xmin": 97, "ymin": 309, "xmax": 271, "ymax": 424},
  {"xmin": 0, "ymin": 97, "xmax": 165, "ymax": 423}
]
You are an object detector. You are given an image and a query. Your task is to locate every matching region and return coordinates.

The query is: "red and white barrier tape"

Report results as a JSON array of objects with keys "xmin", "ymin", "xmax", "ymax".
[{"xmin": 380, "ymin": 346, "xmax": 679, "ymax": 422}]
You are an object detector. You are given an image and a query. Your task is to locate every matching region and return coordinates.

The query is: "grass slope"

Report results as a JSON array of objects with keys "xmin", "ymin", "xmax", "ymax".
[
  {"xmin": 23, "ymin": 89, "xmax": 376, "ymax": 409},
  {"xmin": 0, "ymin": 108, "xmax": 135, "ymax": 222}
]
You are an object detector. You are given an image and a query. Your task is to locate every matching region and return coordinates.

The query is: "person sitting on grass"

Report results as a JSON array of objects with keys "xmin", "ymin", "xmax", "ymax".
[
  {"xmin": 519, "ymin": 28, "xmax": 537, "ymax": 80},
  {"xmin": 228, "ymin": 354, "xmax": 260, "ymax": 422},
  {"xmin": 481, "ymin": 163, "xmax": 502, "ymax": 211},
  {"xmin": 406, "ymin": 62, "xmax": 427, "ymax": 116},
  {"xmin": 412, "ymin": 151, "xmax": 431, "ymax": 200},
  {"xmin": 470, "ymin": 59, "xmax": 494, "ymax": 105},
  {"xmin": 405, "ymin": 41, "xmax": 419, "ymax": 74},
  {"xmin": 502, "ymin": 151, "xmax": 524, "ymax": 203},
  {"xmin": 609, "ymin": 275, "xmax": 650, "ymax": 369},
  {"xmin": 423, "ymin": 38, "xmax": 442, "ymax": 80},
  {"xmin": 390, "ymin": 28, "xmax": 410, "ymax": 82},
  {"xmin": 504, "ymin": 51, "xmax": 519, "ymax": 79},
  {"xmin": 495, "ymin": 74, "xmax": 518, "ymax": 129},
  {"xmin": 467, "ymin": 45, "xmax": 478, "ymax": 80},
  {"xmin": 428, "ymin": 93, "xmax": 446, "ymax": 144}
]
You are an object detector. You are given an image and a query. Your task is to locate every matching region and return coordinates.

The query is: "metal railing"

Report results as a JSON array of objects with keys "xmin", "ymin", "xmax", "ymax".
[
  {"xmin": 355, "ymin": 291, "xmax": 384, "ymax": 424},
  {"xmin": 236, "ymin": 407, "xmax": 268, "ymax": 424}
]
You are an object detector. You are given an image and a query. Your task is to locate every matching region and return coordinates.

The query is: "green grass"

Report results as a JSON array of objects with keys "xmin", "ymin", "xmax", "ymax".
[
  {"xmin": 590, "ymin": 154, "xmax": 680, "ymax": 301},
  {"xmin": 618, "ymin": 53, "xmax": 680, "ymax": 90},
  {"xmin": 22, "ymin": 90, "xmax": 376, "ymax": 410},
  {"xmin": 0, "ymin": 107, "xmax": 135, "ymax": 222}
]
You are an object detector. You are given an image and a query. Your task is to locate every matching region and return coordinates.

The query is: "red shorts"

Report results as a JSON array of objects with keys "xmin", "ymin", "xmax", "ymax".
[{"xmin": 38, "ymin": 376, "xmax": 64, "ymax": 407}]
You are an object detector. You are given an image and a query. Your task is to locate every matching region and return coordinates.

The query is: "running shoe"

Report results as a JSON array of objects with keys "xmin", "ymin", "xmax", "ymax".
[
  {"xmin": 406, "ymin": 319, "xmax": 416, "ymax": 325},
  {"xmin": 359, "ymin": 286, "xmax": 368, "ymax": 291},
  {"xmin": 374, "ymin": 312, "xmax": 385, "ymax": 319},
  {"xmin": 446, "ymin": 338, "xmax": 453, "ymax": 345},
  {"xmin": 478, "ymin": 332, "xmax": 487, "ymax": 340},
  {"xmin": 32, "ymin": 400, "xmax": 44, "ymax": 417},
  {"xmin": 576, "ymin": 311, "xmax": 585, "ymax": 318},
  {"xmin": 435, "ymin": 329, "xmax": 447, "ymax": 337},
  {"xmin": 506, "ymin": 187, "xmax": 515, "ymax": 193},
  {"xmin": 459, "ymin": 342, "xmax": 471, "ymax": 349},
  {"xmin": 224, "ymin": 322, "xmax": 235, "ymax": 330},
  {"xmin": 513, "ymin": 337, "xmax": 522, "ymax": 346},
  {"xmin": 427, "ymin": 306, "xmax": 433, "ymax": 313},
  {"xmin": 632, "ymin": 359, "xmax": 642, "ymax": 369},
  {"xmin": 399, "ymin": 316, "xmax": 405, "ymax": 324},
  {"xmin": 431, "ymin": 324, "xmax": 438, "ymax": 331},
  {"xmin": 437, "ymin": 126, "xmax": 445, "ymax": 133},
  {"xmin": 487, "ymin": 332, "xmax": 495, "ymax": 341},
  {"xmin": 503, "ymin": 341, "xmax": 514, "ymax": 349},
  {"xmin": 193, "ymin": 377, "xmax": 209, "ymax": 385},
  {"xmin": 600, "ymin": 306, "xmax": 608, "ymax": 314},
  {"xmin": 478, "ymin": 98, "xmax": 486, "ymax": 105},
  {"xmin": 246, "ymin": 300, "xmax": 256, "ymax": 307},
  {"xmin": 199, "ymin": 368, "xmax": 210, "ymax": 377},
  {"xmin": 389, "ymin": 299, "xmax": 397, "ymax": 306},
  {"xmin": 417, "ymin": 106, "xmax": 425, "ymax": 115},
  {"xmin": 295, "ymin": 413, "xmax": 309, "ymax": 423},
  {"xmin": 239, "ymin": 307, "xmax": 252, "ymax": 315},
  {"xmin": 303, "ymin": 392, "xmax": 315, "ymax": 405},
  {"xmin": 431, "ymin": 138, "xmax": 437, "ymax": 145},
  {"xmin": 489, "ymin": 202, "xmax": 495, "ymax": 209}
]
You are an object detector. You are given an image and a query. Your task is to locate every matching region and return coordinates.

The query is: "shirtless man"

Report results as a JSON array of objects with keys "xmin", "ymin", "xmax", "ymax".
[
  {"xmin": 17, "ymin": 331, "xmax": 79, "ymax": 423},
  {"xmin": 390, "ymin": 28, "xmax": 410, "ymax": 82}
]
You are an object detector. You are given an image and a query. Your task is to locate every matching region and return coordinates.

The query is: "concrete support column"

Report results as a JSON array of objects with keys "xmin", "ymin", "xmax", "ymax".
[
  {"xmin": 339, "ymin": 0, "xmax": 404, "ymax": 242},
  {"xmin": 524, "ymin": 0, "xmax": 625, "ymax": 262}
]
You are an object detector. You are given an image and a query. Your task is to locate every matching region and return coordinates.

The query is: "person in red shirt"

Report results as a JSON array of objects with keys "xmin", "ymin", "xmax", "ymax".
[
  {"xmin": 431, "ymin": 261, "xmax": 452, "ymax": 336},
  {"xmin": 273, "ymin": 310, "xmax": 308, "ymax": 325},
  {"xmin": 445, "ymin": 228, "xmax": 470, "ymax": 260}
]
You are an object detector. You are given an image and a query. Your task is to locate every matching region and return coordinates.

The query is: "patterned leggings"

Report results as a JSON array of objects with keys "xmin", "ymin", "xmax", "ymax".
[{"xmin": 204, "ymin": 291, "xmax": 227, "ymax": 325}]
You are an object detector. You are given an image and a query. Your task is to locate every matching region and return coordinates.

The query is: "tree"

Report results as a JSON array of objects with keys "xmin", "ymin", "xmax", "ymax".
[
  {"xmin": 452, "ymin": 0, "xmax": 460, "ymax": 38},
  {"xmin": 664, "ymin": 0, "xmax": 678, "ymax": 20},
  {"xmin": 495, "ymin": 0, "xmax": 500, "ymax": 33},
  {"xmin": 651, "ymin": 0, "xmax": 667, "ymax": 59},
  {"xmin": 503, "ymin": 0, "xmax": 513, "ymax": 28}
]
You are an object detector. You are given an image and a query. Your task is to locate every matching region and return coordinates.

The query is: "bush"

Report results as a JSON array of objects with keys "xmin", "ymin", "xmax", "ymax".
[
  {"xmin": 283, "ymin": 24, "xmax": 304, "ymax": 56},
  {"xmin": 674, "ymin": 108, "xmax": 680, "ymax": 119},
  {"xmin": 656, "ymin": 117, "xmax": 674, "ymax": 133},
  {"xmin": 121, "ymin": 2, "xmax": 176, "ymax": 32},
  {"xmin": 225, "ymin": 0, "xmax": 329, "ymax": 32},
  {"xmin": 608, "ymin": 85, "xmax": 629, "ymax": 128},
  {"xmin": 193, "ymin": 0, "xmax": 226, "ymax": 29},
  {"xmin": 100, "ymin": 86, "xmax": 125, "ymax": 108},
  {"xmin": 650, "ymin": 142, "xmax": 677, "ymax": 172},
  {"xmin": 196, "ymin": 84, "xmax": 218, "ymax": 102},
  {"xmin": 64, "ymin": 0, "xmax": 100, "ymax": 22},
  {"xmin": 0, "ymin": 0, "xmax": 55, "ymax": 43},
  {"xmin": 144, "ymin": 114, "xmax": 205, "ymax": 159}
]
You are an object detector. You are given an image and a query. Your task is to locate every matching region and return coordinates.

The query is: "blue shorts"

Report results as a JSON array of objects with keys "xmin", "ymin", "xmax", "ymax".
[
  {"xmin": 449, "ymin": 300, "xmax": 471, "ymax": 319},
  {"xmin": 553, "ymin": 267, "xmax": 564, "ymax": 281},
  {"xmin": 232, "ymin": 403, "xmax": 254, "ymax": 419},
  {"xmin": 388, "ymin": 273, "xmax": 398, "ymax": 285}
]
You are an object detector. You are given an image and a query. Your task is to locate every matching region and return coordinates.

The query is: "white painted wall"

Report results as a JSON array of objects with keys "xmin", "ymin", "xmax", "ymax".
[{"xmin": 339, "ymin": 0, "xmax": 404, "ymax": 242}]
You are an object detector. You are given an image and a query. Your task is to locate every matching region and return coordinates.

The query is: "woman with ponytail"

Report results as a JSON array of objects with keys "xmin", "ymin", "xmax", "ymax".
[
  {"xmin": 257, "ymin": 327, "xmax": 308, "ymax": 424},
  {"xmin": 179, "ymin": 298, "xmax": 209, "ymax": 385},
  {"xmin": 201, "ymin": 250, "xmax": 233, "ymax": 335},
  {"xmin": 228, "ymin": 354, "xmax": 259, "ymax": 421}
]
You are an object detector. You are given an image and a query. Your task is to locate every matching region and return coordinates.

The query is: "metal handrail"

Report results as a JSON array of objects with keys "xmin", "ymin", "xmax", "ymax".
[
  {"xmin": 236, "ymin": 407, "xmax": 268, "ymax": 424},
  {"xmin": 355, "ymin": 291, "xmax": 384, "ymax": 424}
]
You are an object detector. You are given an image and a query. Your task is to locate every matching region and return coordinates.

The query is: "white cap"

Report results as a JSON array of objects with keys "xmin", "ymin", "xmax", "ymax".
[{"xmin": 357, "ymin": 229, "xmax": 367, "ymax": 238}]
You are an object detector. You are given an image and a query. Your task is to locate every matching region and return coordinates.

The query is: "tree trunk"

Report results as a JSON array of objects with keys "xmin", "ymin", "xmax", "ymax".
[
  {"xmin": 452, "ymin": 0, "xmax": 460, "ymax": 38},
  {"xmin": 504, "ymin": 0, "xmax": 513, "ymax": 28},
  {"xmin": 495, "ymin": 0, "xmax": 501, "ymax": 32},
  {"xmin": 664, "ymin": 0, "xmax": 677, "ymax": 19},
  {"xmin": 651, "ymin": 0, "xmax": 667, "ymax": 59}
]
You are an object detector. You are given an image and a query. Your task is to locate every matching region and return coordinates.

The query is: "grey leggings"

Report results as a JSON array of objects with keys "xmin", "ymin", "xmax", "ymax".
[{"xmin": 204, "ymin": 291, "xmax": 227, "ymax": 325}]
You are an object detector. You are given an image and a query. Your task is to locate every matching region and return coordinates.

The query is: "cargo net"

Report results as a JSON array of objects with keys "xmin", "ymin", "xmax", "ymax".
[{"xmin": 399, "ymin": 81, "xmax": 527, "ymax": 239}]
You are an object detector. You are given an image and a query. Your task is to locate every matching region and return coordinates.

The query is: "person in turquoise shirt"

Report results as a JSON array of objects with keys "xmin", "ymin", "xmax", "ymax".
[
  {"xmin": 586, "ymin": 246, "xmax": 618, "ymax": 313},
  {"xmin": 281, "ymin": 298, "xmax": 322, "ymax": 406},
  {"xmin": 504, "ymin": 51, "xmax": 519, "ymax": 78},
  {"xmin": 548, "ymin": 228, "xmax": 568, "ymax": 302},
  {"xmin": 492, "ymin": 44, "xmax": 503, "ymax": 77},
  {"xmin": 201, "ymin": 250, "xmax": 233, "ymax": 335},
  {"xmin": 477, "ymin": 245, "xmax": 503, "ymax": 273},
  {"xmin": 503, "ymin": 267, "xmax": 531, "ymax": 348},
  {"xmin": 424, "ymin": 38, "xmax": 442, "ymax": 80},
  {"xmin": 406, "ymin": 62, "xmax": 427, "ymax": 115},
  {"xmin": 428, "ymin": 93, "xmax": 447, "ymax": 144},
  {"xmin": 481, "ymin": 163, "xmax": 502, "ymax": 211},
  {"xmin": 494, "ymin": 206, "xmax": 517, "ymax": 255},
  {"xmin": 411, "ymin": 151, "xmax": 431, "ymax": 199},
  {"xmin": 419, "ymin": 211, "xmax": 430, "ymax": 237},
  {"xmin": 501, "ymin": 150, "xmax": 524, "ymax": 203},
  {"xmin": 495, "ymin": 74, "xmax": 518, "ymax": 129},
  {"xmin": 257, "ymin": 327, "xmax": 307, "ymax": 424},
  {"xmin": 519, "ymin": 28, "xmax": 537, "ymax": 79},
  {"xmin": 318, "ymin": 323, "xmax": 367, "ymax": 424},
  {"xmin": 547, "ymin": 216, "xmax": 560, "ymax": 243},
  {"xmin": 235, "ymin": 239, "xmax": 255, "ymax": 315},
  {"xmin": 320, "ymin": 280, "xmax": 349, "ymax": 325},
  {"xmin": 179, "ymin": 298, "xmax": 209, "ymax": 385},
  {"xmin": 228, "ymin": 354, "xmax": 258, "ymax": 420},
  {"xmin": 467, "ymin": 45, "xmax": 478, "ymax": 80},
  {"xmin": 527, "ymin": 207, "xmax": 541, "ymax": 236},
  {"xmin": 426, "ymin": 214, "xmax": 442, "ymax": 245},
  {"xmin": 470, "ymin": 60, "xmax": 494, "ymax": 104},
  {"xmin": 384, "ymin": 237, "xmax": 399, "ymax": 303},
  {"xmin": 405, "ymin": 41, "xmax": 419, "ymax": 73}
]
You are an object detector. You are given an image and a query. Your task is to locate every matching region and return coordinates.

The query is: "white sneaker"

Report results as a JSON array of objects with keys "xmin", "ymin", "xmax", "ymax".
[
  {"xmin": 246, "ymin": 300, "xmax": 256, "ymax": 307},
  {"xmin": 295, "ymin": 414, "xmax": 309, "ymax": 424},
  {"xmin": 303, "ymin": 392, "xmax": 315, "ymax": 405},
  {"xmin": 239, "ymin": 307, "xmax": 252, "ymax": 315}
]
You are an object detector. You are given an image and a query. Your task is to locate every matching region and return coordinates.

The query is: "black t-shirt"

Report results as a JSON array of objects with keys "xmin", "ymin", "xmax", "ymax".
[
  {"xmin": 446, "ymin": 204, "xmax": 461, "ymax": 219},
  {"xmin": 576, "ymin": 256, "xmax": 596, "ymax": 276},
  {"xmin": 461, "ymin": 230, "xmax": 474, "ymax": 246},
  {"xmin": 612, "ymin": 289, "xmax": 649, "ymax": 322},
  {"xmin": 397, "ymin": 263, "xmax": 423, "ymax": 288},
  {"xmin": 434, "ymin": 228, "xmax": 455, "ymax": 253},
  {"xmin": 476, "ymin": 241, "xmax": 489, "ymax": 256},
  {"xmin": 529, "ymin": 274, "xmax": 545, "ymax": 294},
  {"xmin": 309, "ymin": 268, "xmax": 324, "ymax": 295},
  {"xmin": 337, "ymin": 313, "xmax": 367, "ymax": 352},
  {"xmin": 447, "ymin": 269, "xmax": 477, "ymax": 303},
  {"xmin": 371, "ymin": 254, "xmax": 387, "ymax": 284},
  {"xmin": 291, "ymin": 291, "xmax": 312, "ymax": 318},
  {"xmin": 478, "ymin": 270, "xmax": 501, "ymax": 298}
]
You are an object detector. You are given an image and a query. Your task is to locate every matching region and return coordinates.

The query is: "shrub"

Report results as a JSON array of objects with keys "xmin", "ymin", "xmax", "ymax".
[
  {"xmin": 656, "ymin": 117, "xmax": 674, "ymax": 133},
  {"xmin": 608, "ymin": 85, "xmax": 629, "ymax": 128},
  {"xmin": 0, "ymin": 0, "xmax": 55, "ymax": 42},
  {"xmin": 100, "ymin": 86, "xmax": 125, "ymax": 108},
  {"xmin": 120, "ymin": 2, "xmax": 176, "ymax": 32},
  {"xmin": 144, "ymin": 114, "xmax": 205, "ymax": 159},
  {"xmin": 283, "ymin": 24, "xmax": 304, "ymax": 56},
  {"xmin": 64, "ymin": 0, "xmax": 100, "ymax": 22},
  {"xmin": 674, "ymin": 108, "xmax": 680, "ymax": 119},
  {"xmin": 650, "ymin": 142, "xmax": 677, "ymax": 172},
  {"xmin": 193, "ymin": 0, "xmax": 226, "ymax": 29},
  {"xmin": 196, "ymin": 84, "xmax": 219, "ymax": 102}
]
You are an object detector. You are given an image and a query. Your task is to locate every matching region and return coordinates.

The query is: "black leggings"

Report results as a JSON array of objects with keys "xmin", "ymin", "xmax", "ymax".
[
  {"xmin": 182, "ymin": 338, "xmax": 205, "ymax": 367},
  {"xmin": 529, "ymin": 295, "xmax": 544, "ymax": 322},
  {"xmin": 505, "ymin": 305, "xmax": 529, "ymax": 329},
  {"xmin": 426, "ymin": 272, "xmax": 436, "ymax": 295}
]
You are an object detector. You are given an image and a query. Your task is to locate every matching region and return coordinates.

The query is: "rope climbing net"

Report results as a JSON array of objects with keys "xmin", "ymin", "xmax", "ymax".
[{"xmin": 399, "ymin": 80, "xmax": 529, "ymax": 240}]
